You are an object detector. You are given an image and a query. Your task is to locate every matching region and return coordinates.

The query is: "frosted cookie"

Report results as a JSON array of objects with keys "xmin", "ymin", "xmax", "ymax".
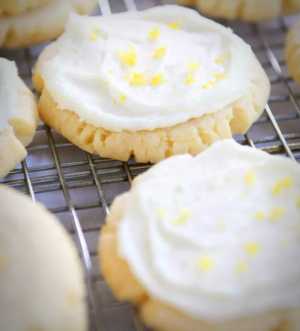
[
  {"xmin": 286, "ymin": 17, "xmax": 300, "ymax": 85},
  {"xmin": 0, "ymin": 58, "xmax": 38, "ymax": 179},
  {"xmin": 33, "ymin": 5, "xmax": 270, "ymax": 164},
  {"xmin": 0, "ymin": 0, "xmax": 50, "ymax": 16},
  {"xmin": 0, "ymin": 0, "xmax": 97, "ymax": 48},
  {"xmin": 0, "ymin": 185, "xmax": 88, "ymax": 331},
  {"xmin": 99, "ymin": 139, "xmax": 300, "ymax": 331},
  {"xmin": 176, "ymin": 0, "xmax": 300, "ymax": 21}
]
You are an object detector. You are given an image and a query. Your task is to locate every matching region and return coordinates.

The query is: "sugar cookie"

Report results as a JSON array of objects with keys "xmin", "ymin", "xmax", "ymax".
[
  {"xmin": 286, "ymin": 17, "xmax": 300, "ymax": 85},
  {"xmin": 0, "ymin": 0, "xmax": 50, "ymax": 16},
  {"xmin": 0, "ymin": 57, "xmax": 38, "ymax": 179},
  {"xmin": 175, "ymin": 0, "xmax": 300, "ymax": 21},
  {"xmin": 99, "ymin": 139, "xmax": 300, "ymax": 331},
  {"xmin": 0, "ymin": 185, "xmax": 88, "ymax": 331},
  {"xmin": 33, "ymin": 5, "xmax": 270, "ymax": 163},
  {"xmin": 0, "ymin": 0, "xmax": 97, "ymax": 48}
]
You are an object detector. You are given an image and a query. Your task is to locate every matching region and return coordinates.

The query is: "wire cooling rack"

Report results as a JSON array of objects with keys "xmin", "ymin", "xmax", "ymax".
[{"xmin": 1, "ymin": 0, "xmax": 300, "ymax": 330}]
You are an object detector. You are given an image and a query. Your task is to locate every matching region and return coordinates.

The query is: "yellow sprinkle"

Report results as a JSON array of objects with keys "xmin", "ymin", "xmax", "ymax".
[
  {"xmin": 213, "ymin": 72, "xmax": 228, "ymax": 79},
  {"xmin": 254, "ymin": 211, "xmax": 264, "ymax": 221},
  {"xmin": 201, "ymin": 84, "xmax": 208, "ymax": 89},
  {"xmin": 270, "ymin": 208, "xmax": 285, "ymax": 221},
  {"xmin": 236, "ymin": 262, "xmax": 247, "ymax": 273},
  {"xmin": 208, "ymin": 81, "xmax": 217, "ymax": 86},
  {"xmin": 149, "ymin": 26, "xmax": 160, "ymax": 40},
  {"xmin": 151, "ymin": 47, "xmax": 166, "ymax": 59},
  {"xmin": 245, "ymin": 171, "xmax": 255, "ymax": 185},
  {"xmin": 273, "ymin": 177, "xmax": 292, "ymax": 195},
  {"xmin": 186, "ymin": 73, "xmax": 195, "ymax": 84},
  {"xmin": 173, "ymin": 208, "xmax": 191, "ymax": 225},
  {"xmin": 120, "ymin": 93, "xmax": 126, "ymax": 101},
  {"xmin": 168, "ymin": 21, "xmax": 180, "ymax": 29},
  {"xmin": 130, "ymin": 71, "xmax": 148, "ymax": 86},
  {"xmin": 186, "ymin": 61, "xmax": 199, "ymax": 72},
  {"xmin": 156, "ymin": 209, "xmax": 166, "ymax": 217},
  {"xmin": 245, "ymin": 243, "xmax": 260, "ymax": 255},
  {"xmin": 120, "ymin": 45, "xmax": 137, "ymax": 67},
  {"xmin": 89, "ymin": 27, "xmax": 100, "ymax": 41},
  {"xmin": 109, "ymin": 70, "xmax": 113, "ymax": 74},
  {"xmin": 125, "ymin": 74, "xmax": 130, "ymax": 80},
  {"xmin": 199, "ymin": 256, "xmax": 213, "ymax": 272},
  {"xmin": 151, "ymin": 72, "xmax": 167, "ymax": 86},
  {"xmin": 278, "ymin": 238, "xmax": 287, "ymax": 248},
  {"xmin": 215, "ymin": 54, "xmax": 229, "ymax": 63}
]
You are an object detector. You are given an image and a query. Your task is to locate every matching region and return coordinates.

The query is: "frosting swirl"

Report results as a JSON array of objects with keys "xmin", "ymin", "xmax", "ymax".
[
  {"xmin": 42, "ymin": 5, "xmax": 254, "ymax": 131},
  {"xmin": 118, "ymin": 140, "xmax": 300, "ymax": 321}
]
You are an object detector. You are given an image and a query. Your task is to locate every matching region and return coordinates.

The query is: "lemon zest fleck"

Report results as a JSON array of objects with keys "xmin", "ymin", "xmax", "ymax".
[
  {"xmin": 297, "ymin": 199, "xmax": 300, "ymax": 208},
  {"xmin": 129, "ymin": 70, "xmax": 149, "ymax": 86},
  {"xmin": 270, "ymin": 208, "xmax": 285, "ymax": 221},
  {"xmin": 186, "ymin": 61, "xmax": 199, "ymax": 72},
  {"xmin": 186, "ymin": 73, "xmax": 195, "ymax": 84},
  {"xmin": 109, "ymin": 70, "xmax": 113, "ymax": 74},
  {"xmin": 149, "ymin": 26, "xmax": 160, "ymax": 40},
  {"xmin": 254, "ymin": 211, "xmax": 264, "ymax": 221},
  {"xmin": 173, "ymin": 208, "xmax": 191, "ymax": 225},
  {"xmin": 208, "ymin": 81, "xmax": 217, "ymax": 86},
  {"xmin": 168, "ymin": 21, "xmax": 180, "ymax": 29},
  {"xmin": 156, "ymin": 209, "xmax": 166, "ymax": 217},
  {"xmin": 151, "ymin": 47, "xmax": 166, "ymax": 59},
  {"xmin": 89, "ymin": 27, "xmax": 100, "ymax": 41},
  {"xmin": 245, "ymin": 171, "xmax": 255, "ymax": 185},
  {"xmin": 245, "ymin": 243, "xmax": 260, "ymax": 255},
  {"xmin": 215, "ymin": 54, "xmax": 229, "ymax": 63},
  {"xmin": 120, "ymin": 93, "xmax": 126, "ymax": 101},
  {"xmin": 273, "ymin": 177, "xmax": 292, "ymax": 195},
  {"xmin": 213, "ymin": 72, "xmax": 228, "ymax": 79},
  {"xmin": 120, "ymin": 45, "xmax": 137, "ymax": 67},
  {"xmin": 236, "ymin": 262, "xmax": 247, "ymax": 273},
  {"xmin": 199, "ymin": 256, "xmax": 213, "ymax": 272},
  {"xmin": 151, "ymin": 72, "xmax": 167, "ymax": 86},
  {"xmin": 202, "ymin": 84, "xmax": 208, "ymax": 89}
]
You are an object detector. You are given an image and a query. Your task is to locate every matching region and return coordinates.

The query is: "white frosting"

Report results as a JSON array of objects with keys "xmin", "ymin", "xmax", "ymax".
[
  {"xmin": 0, "ymin": 58, "xmax": 19, "ymax": 132},
  {"xmin": 118, "ymin": 140, "xmax": 300, "ymax": 322},
  {"xmin": 42, "ymin": 5, "xmax": 254, "ymax": 132}
]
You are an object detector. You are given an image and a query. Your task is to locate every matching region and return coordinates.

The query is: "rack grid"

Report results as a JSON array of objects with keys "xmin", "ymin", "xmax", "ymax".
[{"xmin": 1, "ymin": 0, "xmax": 300, "ymax": 330}]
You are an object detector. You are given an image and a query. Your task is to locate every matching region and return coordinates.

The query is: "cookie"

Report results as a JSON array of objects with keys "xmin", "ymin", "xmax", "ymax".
[
  {"xmin": 0, "ymin": 185, "xmax": 88, "ymax": 331},
  {"xmin": 0, "ymin": 57, "xmax": 38, "ymax": 179},
  {"xmin": 0, "ymin": 0, "xmax": 50, "ymax": 16},
  {"xmin": 286, "ymin": 17, "xmax": 300, "ymax": 85},
  {"xmin": 176, "ymin": 0, "xmax": 300, "ymax": 21},
  {"xmin": 99, "ymin": 139, "xmax": 300, "ymax": 331},
  {"xmin": 0, "ymin": 0, "xmax": 98, "ymax": 48},
  {"xmin": 33, "ymin": 5, "xmax": 270, "ymax": 163}
]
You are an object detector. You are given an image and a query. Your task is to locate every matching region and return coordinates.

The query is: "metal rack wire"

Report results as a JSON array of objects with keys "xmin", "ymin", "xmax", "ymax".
[{"xmin": 1, "ymin": 0, "xmax": 300, "ymax": 330}]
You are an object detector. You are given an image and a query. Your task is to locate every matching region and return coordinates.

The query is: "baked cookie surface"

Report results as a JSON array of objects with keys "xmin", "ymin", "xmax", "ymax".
[
  {"xmin": 286, "ymin": 17, "xmax": 300, "ymax": 85},
  {"xmin": 99, "ymin": 139, "xmax": 300, "ymax": 331},
  {"xmin": 0, "ymin": 0, "xmax": 50, "ymax": 16},
  {"xmin": 176, "ymin": 0, "xmax": 300, "ymax": 21},
  {"xmin": 0, "ymin": 0, "xmax": 97, "ymax": 48},
  {"xmin": 0, "ymin": 57, "xmax": 38, "ymax": 179},
  {"xmin": 33, "ymin": 5, "xmax": 270, "ymax": 163},
  {"xmin": 0, "ymin": 185, "xmax": 88, "ymax": 331}
]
